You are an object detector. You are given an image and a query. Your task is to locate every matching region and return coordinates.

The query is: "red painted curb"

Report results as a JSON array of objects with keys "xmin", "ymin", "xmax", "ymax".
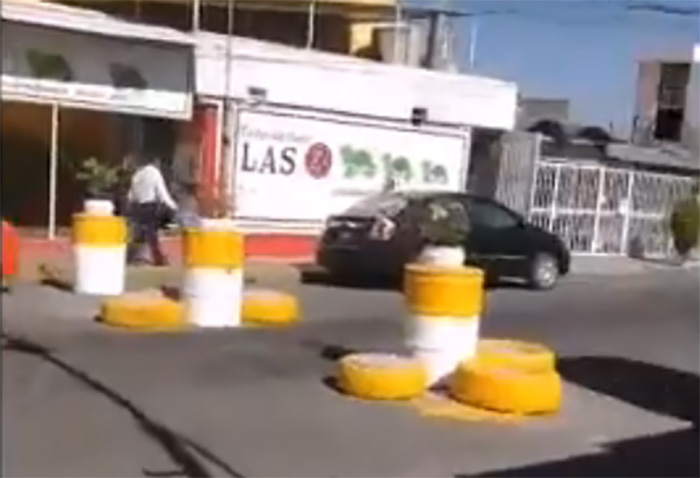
[{"xmin": 18, "ymin": 234, "xmax": 319, "ymax": 265}]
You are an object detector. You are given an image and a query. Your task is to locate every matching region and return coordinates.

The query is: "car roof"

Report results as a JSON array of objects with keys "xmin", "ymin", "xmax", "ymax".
[
  {"xmin": 392, "ymin": 190, "xmax": 483, "ymax": 202},
  {"xmin": 339, "ymin": 190, "xmax": 523, "ymax": 219}
]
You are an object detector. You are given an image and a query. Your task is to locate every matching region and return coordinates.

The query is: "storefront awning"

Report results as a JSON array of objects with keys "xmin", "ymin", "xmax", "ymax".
[{"xmin": 1, "ymin": 1, "xmax": 194, "ymax": 120}]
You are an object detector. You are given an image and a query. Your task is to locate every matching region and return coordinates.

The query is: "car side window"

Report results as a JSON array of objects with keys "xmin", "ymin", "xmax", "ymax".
[{"xmin": 465, "ymin": 199, "xmax": 520, "ymax": 229}]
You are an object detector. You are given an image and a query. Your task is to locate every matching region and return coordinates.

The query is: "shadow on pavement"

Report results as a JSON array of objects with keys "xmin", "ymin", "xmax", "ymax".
[
  {"xmin": 298, "ymin": 339, "xmax": 357, "ymax": 396},
  {"xmin": 1, "ymin": 333, "xmax": 245, "ymax": 478},
  {"xmin": 461, "ymin": 426, "xmax": 699, "ymax": 477},
  {"xmin": 321, "ymin": 376, "xmax": 346, "ymax": 396},
  {"xmin": 459, "ymin": 356, "xmax": 700, "ymax": 477},
  {"xmin": 558, "ymin": 356, "xmax": 699, "ymax": 425}
]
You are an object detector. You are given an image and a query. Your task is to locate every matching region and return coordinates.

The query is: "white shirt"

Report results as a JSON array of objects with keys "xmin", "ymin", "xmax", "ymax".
[{"xmin": 127, "ymin": 164, "xmax": 178, "ymax": 210}]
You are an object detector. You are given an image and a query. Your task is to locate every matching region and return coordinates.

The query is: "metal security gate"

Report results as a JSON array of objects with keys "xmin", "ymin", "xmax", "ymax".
[
  {"xmin": 493, "ymin": 131, "xmax": 541, "ymax": 216},
  {"xmin": 529, "ymin": 159, "xmax": 696, "ymax": 257}
]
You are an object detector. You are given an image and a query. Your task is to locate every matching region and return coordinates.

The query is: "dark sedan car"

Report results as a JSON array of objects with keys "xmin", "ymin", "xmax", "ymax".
[{"xmin": 317, "ymin": 191, "xmax": 570, "ymax": 289}]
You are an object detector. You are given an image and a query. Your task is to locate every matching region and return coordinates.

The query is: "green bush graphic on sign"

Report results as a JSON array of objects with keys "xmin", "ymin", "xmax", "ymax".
[
  {"xmin": 422, "ymin": 160, "xmax": 448, "ymax": 184},
  {"xmin": 391, "ymin": 156, "xmax": 413, "ymax": 183},
  {"xmin": 341, "ymin": 146, "xmax": 376, "ymax": 179},
  {"xmin": 341, "ymin": 145, "xmax": 447, "ymax": 184}
]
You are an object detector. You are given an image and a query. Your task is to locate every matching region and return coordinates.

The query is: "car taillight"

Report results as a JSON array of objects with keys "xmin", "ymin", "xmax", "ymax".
[
  {"xmin": 368, "ymin": 216, "xmax": 396, "ymax": 241},
  {"xmin": 325, "ymin": 217, "xmax": 342, "ymax": 229}
]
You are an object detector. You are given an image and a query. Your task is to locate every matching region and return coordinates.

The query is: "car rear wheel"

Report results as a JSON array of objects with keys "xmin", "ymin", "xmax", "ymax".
[{"xmin": 527, "ymin": 253, "xmax": 559, "ymax": 290}]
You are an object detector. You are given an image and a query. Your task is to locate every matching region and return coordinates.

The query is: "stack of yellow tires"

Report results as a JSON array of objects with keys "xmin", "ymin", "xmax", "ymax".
[
  {"xmin": 241, "ymin": 289, "xmax": 300, "ymax": 326},
  {"xmin": 449, "ymin": 338, "xmax": 562, "ymax": 415},
  {"xmin": 336, "ymin": 352, "xmax": 428, "ymax": 400},
  {"xmin": 100, "ymin": 287, "xmax": 301, "ymax": 331},
  {"xmin": 100, "ymin": 290, "xmax": 187, "ymax": 331}
]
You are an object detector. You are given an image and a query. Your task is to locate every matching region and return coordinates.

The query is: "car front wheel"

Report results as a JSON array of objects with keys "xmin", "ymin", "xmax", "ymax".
[{"xmin": 527, "ymin": 253, "xmax": 560, "ymax": 290}]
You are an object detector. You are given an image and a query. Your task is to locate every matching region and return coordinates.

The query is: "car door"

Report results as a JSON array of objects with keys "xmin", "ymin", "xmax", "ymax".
[{"xmin": 461, "ymin": 197, "xmax": 531, "ymax": 276}]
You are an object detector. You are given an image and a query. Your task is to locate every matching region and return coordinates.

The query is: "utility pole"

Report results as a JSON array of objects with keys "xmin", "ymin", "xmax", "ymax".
[
  {"xmin": 468, "ymin": 17, "xmax": 478, "ymax": 69},
  {"xmin": 48, "ymin": 102, "xmax": 59, "ymax": 240}
]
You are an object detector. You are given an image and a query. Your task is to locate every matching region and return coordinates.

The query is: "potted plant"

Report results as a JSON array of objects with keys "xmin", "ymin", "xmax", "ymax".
[
  {"xmin": 670, "ymin": 188, "xmax": 700, "ymax": 264},
  {"xmin": 75, "ymin": 157, "xmax": 121, "ymax": 215},
  {"xmin": 416, "ymin": 198, "xmax": 470, "ymax": 267}
]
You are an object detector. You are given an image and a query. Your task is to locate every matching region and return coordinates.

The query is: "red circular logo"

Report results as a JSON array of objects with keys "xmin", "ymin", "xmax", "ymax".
[{"xmin": 305, "ymin": 143, "xmax": 332, "ymax": 179}]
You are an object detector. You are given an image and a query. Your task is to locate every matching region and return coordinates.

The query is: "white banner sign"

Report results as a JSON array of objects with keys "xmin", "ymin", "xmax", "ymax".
[
  {"xmin": 233, "ymin": 110, "xmax": 469, "ymax": 224},
  {"xmin": 1, "ymin": 75, "xmax": 192, "ymax": 119},
  {"xmin": 1, "ymin": 20, "xmax": 193, "ymax": 119}
]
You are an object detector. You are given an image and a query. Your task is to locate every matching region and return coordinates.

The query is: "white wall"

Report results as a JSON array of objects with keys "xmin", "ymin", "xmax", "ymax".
[{"xmin": 195, "ymin": 33, "xmax": 518, "ymax": 131}]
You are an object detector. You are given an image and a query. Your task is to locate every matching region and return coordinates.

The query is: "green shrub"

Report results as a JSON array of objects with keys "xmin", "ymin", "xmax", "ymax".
[
  {"xmin": 670, "ymin": 195, "xmax": 700, "ymax": 257},
  {"xmin": 75, "ymin": 157, "xmax": 120, "ymax": 199},
  {"xmin": 418, "ymin": 198, "xmax": 470, "ymax": 247}
]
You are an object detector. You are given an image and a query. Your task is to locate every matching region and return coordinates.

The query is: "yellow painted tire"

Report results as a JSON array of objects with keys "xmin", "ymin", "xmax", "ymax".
[
  {"xmin": 337, "ymin": 353, "xmax": 428, "ymax": 400},
  {"xmin": 101, "ymin": 293, "xmax": 187, "ymax": 331},
  {"xmin": 475, "ymin": 339, "xmax": 556, "ymax": 373},
  {"xmin": 241, "ymin": 289, "xmax": 299, "ymax": 325},
  {"xmin": 449, "ymin": 361, "xmax": 562, "ymax": 415}
]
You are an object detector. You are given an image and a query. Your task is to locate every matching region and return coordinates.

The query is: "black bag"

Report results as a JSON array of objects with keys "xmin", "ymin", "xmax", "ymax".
[{"xmin": 157, "ymin": 203, "xmax": 176, "ymax": 230}]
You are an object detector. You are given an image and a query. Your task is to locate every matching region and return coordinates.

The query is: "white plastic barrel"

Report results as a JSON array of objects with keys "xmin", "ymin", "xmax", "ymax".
[
  {"xmin": 72, "ymin": 209, "xmax": 127, "ymax": 296},
  {"xmin": 416, "ymin": 245, "xmax": 465, "ymax": 267},
  {"xmin": 84, "ymin": 199, "xmax": 115, "ymax": 216},
  {"xmin": 403, "ymin": 263, "xmax": 484, "ymax": 385},
  {"xmin": 182, "ymin": 218, "xmax": 243, "ymax": 328}
]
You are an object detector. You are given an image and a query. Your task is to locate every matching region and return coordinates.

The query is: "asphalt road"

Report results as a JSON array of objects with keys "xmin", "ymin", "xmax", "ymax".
[{"xmin": 2, "ymin": 269, "xmax": 699, "ymax": 477}]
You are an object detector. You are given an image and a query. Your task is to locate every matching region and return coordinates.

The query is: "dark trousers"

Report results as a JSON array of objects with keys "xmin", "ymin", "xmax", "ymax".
[{"xmin": 127, "ymin": 202, "xmax": 167, "ymax": 266}]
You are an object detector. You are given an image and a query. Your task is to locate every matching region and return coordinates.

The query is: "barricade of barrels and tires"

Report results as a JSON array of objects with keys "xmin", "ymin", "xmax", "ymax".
[
  {"xmin": 336, "ymin": 252, "xmax": 563, "ymax": 421},
  {"xmin": 70, "ymin": 205, "xmax": 560, "ymax": 422},
  {"xmin": 69, "ymin": 206, "xmax": 299, "ymax": 331}
]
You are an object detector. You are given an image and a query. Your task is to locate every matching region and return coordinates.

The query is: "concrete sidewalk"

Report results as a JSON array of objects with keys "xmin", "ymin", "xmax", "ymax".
[
  {"xmin": 24, "ymin": 261, "xmax": 301, "ymax": 297},
  {"xmin": 570, "ymin": 255, "xmax": 700, "ymax": 276}
]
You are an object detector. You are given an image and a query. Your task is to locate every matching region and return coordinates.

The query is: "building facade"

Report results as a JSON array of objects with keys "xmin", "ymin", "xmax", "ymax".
[
  {"xmin": 1, "ymin": 0, "xmax": 195, "ymax": 234},
  {"xmin": 54, "ymin": 0, "xmax": 399, "ymax": 60},
  {"xmin": 632, "ymin": 44, "xmax": 700, "ymax": 156},
  {"xmin": 1, "ymin": 0, "xmax": 519, "ymax": 239}
]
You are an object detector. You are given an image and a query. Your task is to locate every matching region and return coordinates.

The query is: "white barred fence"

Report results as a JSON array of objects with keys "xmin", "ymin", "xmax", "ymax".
[{"xmin": 528, "ymin": 159, "xmax": 697, "ymax": 257}]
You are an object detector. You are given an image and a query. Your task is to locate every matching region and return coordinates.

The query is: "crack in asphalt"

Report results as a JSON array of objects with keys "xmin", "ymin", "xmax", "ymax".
[{"xmin": 2, "ymin": 332, "xmax": 245, "ymax": 478}]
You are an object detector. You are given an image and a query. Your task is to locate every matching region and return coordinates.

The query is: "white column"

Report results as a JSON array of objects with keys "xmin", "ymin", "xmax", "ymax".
[
  {"xmin": 393, "ymin": 2, "xmax": 402, "ymax": 63},
  {"xmin": 192, "ymin": 0, "xmax": 201, "ymax": 32},
  {"xmin": 306, "ymin": 0, "xmax": 316, "ymax": 49},
  {"xmin": 48, "ymin": 102, "xmax": 59, "ymax": 240}
]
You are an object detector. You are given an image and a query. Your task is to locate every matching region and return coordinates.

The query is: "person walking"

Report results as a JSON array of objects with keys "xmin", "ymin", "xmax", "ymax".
[{"xmin": 126, "ymin": 156, "xmax": 178, "ymax": 266}]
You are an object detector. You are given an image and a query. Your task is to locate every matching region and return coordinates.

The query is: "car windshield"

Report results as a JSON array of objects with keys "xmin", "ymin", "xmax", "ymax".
[{"xmin": 343, "ymin": 192, "xmax": 408, "ymax": 217}]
